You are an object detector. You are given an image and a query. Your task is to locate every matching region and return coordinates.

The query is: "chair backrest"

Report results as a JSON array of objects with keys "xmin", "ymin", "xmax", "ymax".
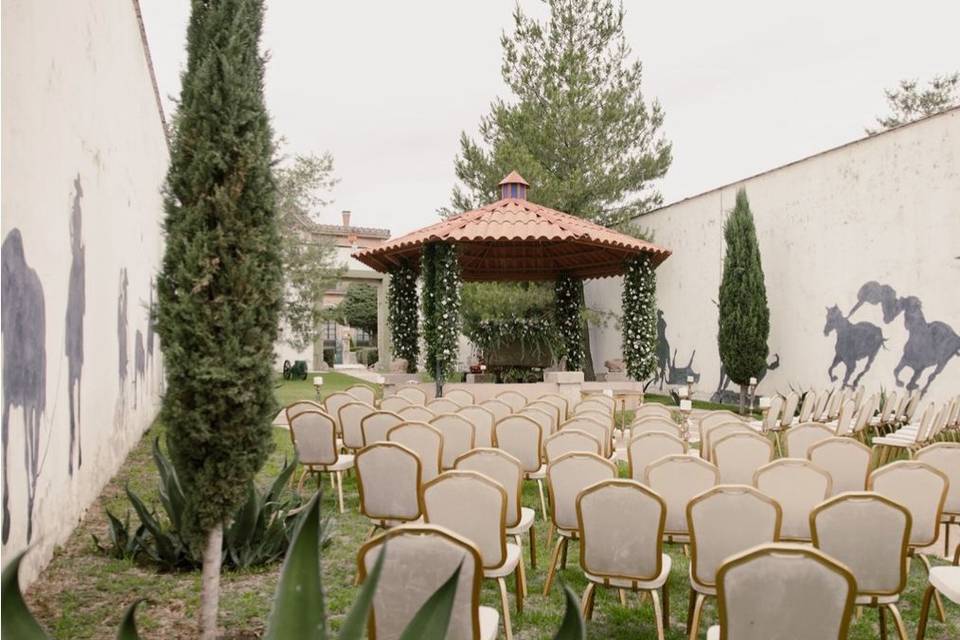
[
  {"xmin": 430, "ymin": 413, "xmax": 476, "ymax": 469},
  {"xmin": 526, "ymin": 400, "xmax": 561, "ymax": 430},
  {"xmin": 577, "ymin": 479, "xmax": 666, "ymax": 581},
  {"xmin": 761, "ymin": 395, "xmax": 785, "ymax": 431},
  {"xmin": 712, "ymin": 432, "xmax": 775, "ymax": 485},
  {"xmin": 903, "ymin": 389, "xmax": 922, "ymax": 422},
  {"xmin": 813, "ymin": 390, "xmax": 832, "ymax": 421},
  {"xmin": 346, "ymin": 384, "xmax": 376, "ymax": 406},
  {"xmin": 581, "ymin": 393, "xmax": 615, "ymax": 412},
  {"xmin": 380, "ymin": 395, "xmax": 412, "ymax": 413},
  {"xmin": 289, "ymin": 410, "xmax": 338, "ymax": 466},
  {"xmin": 811, "ymin": 492, "xmax": 911, "ymax": 597},
  {"xmin": 388, "ymin": 422, "xmax": 444, "ymax": 482},
  {"xmin": 574, "ymin": 410, "xmax": 613, "ymax": 433},
  {"xmin": 427, "ymin": 398, "xmax": 462, "ymax": 414},
  {"xmin": 546, "ymin": 452, "xmax": 617, "ymax": 532},
  {"xmin": 703, "ymin": 422, "xmax": 753, "ymax": 462},
  {"xmin": 396, "ymin": 385, "xmax": 428, "ymax": 405},
  {"xmin": 880, "ymin": 390, "xmax": 900, "ymax": 423},
  {"xmin": 715, "ymin": 544, "xmax": 856, "ymax": 640},
  {"xmin": 575, "ymin": 399, "xmax": 612, "ymax": 417},
  {"xmin": 697, "ymin": 411, "xmax": 746, "ymax": 445},
  {"xmin": 783, "ymin": 422, "xmax": 834, "ymax": 458},
  {"xmin": 808, "ymin": 437, "xmax": 872, "ymax": 494},
  {"xmin": 339, "ymin": 401, "xmax": 376, "ymax": 449},
  {"xmin": 644, "ymin": 454, "xmax": 720, "ymax": 536},
  {"xmin": 537, "ymin": 393, "xmax": 569, "ymax": 421},
  {"xmin": 356, "ymin": 442, "xmax": 422, "ymax": 522},
  {"xmin": 444, "ymin": 388, "xmax": 475, "ymax": 407},
  {"xmin": 456, "ymin": 405, "xmax": 496, "ymax": 448},
  {"xmin": 454, "ymin": 448, "xmax": 524, "ymax": 529},
  {"xmin": 493, "ymin": 414, "xmax": 542, "ymax": 473},
  {"xmin": 358, "ymin": 525, "xmax": 483, "ymax": 640},
  {"xmin": 780, "ymin": 391, "xmax": 800, "ymax": 428},
  {"xmin": 797, "ymin": 390, "xmax": 817, "ymax": 423},
  {"xmin": 852, "ymin": 385, "xmax": 865, "ymax": 409},
  {"xmin": 892, "ymin": 391, "xmax": 910, "ymax": 423},
  {"xmin": 544, "ymin": 429, "xmax": 601, "ymax": 463},
  {"xmin": 849, "ymin": 394, "xmax": 877, "ymax": 436},
  {"xmin": 634, "ymin": 404, "xmax": 674, "ymax": 422},
  {"xmin": 361, "ymin": 410, "xmax": 404, "ymax": 445},
  {"xmin": 285, "ymin": 400, "xmax": 324, "ymax": 425},
  {"xmin": 753, "ymin": 459, "xmax": 831, "ymax": 541},
  {"xmin": 627, "ymin": 431, "xmax": 687, "ymax": 482},
  {"xmin": 324, "ymin": 392, "xmax": 358, "ymax": 429},
  {"xmin": 520, "ymin": 406, "xmax": 555, "ymax": 437},
  {"xmin": 824, "ymin": 388, "xmax": 843, "ymax": 420},
  {"xmin": 397, "ymin": 404, "xmax": 437, "ymax": 423},
  {"xmin": 479, "ymin": 398, "xmax": 512, "ymax": 423},
  {"xmin": 422, "ymin": 471, "xmax": 508, "ymax": 570},
  {"xmin": 630, "ymin": 417, "xmax": 683, "ymax": 438},
  {"xmin": 496, "ymin": 390, "xmax": 527, "ymax": 412},
  {"xmin": 833, "ymin": 399, "xmax": 857, "ymax": 436},
  {"xmin": 687, "ymin": 485, "xmax": 782, "ymax": 590},
  {"xmin": 914, "ymin": 442, "xmax": 960, "ymax": 516},
  {"xmin": 868, "ymin": 460, "xmax": 948, "ymax": 548},
  {"xmin": 560, "ymin": 416, "xmax": 611, "ymax": 457}
]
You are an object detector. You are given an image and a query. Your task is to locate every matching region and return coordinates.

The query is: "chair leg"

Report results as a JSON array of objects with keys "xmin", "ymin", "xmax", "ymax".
[
  {"xmin": 618, "ymin": 589, "xmax": 628, "ymax": 606},
  {"xmin": 886, "ymin": 603, "xmax": 908, "ymax": 640},
  {"xmin": 335, "ymin": 471, "xmax": 345, "ymax": 513},
  {"xmin": 916, "ymin": 585, "xmax": 936, "ymax": 640},
  {"xmin": 514, "ymin": 535, "xmax": 528, "ymax": 597},
  {"xmin": 529, "ymin": 526, "xmax": 537, "ymax": 569},
  {"xmin": 543, "ymin": 536, "xmax": 565, "ymax": 596},
  {"xmin": 537, "ymin": 479, "xmax": 548, "ymax": 521},
  {"xmin": 515, "ymin": 566, "xmax": 524, "ymax": 614},
  {"xmin": 296, "ymin": 468, "xmax": 309, "ymax": 493},
  {"xmin": 917, "ymin": 554, "xmax": 947, "ymax": 622},
  {"xmin": 581, "ymin": 583, "xmax": 596, "ymax": 620},
  {"xmin": 497, "ymin": 577, "xmax": 514, "ymax": 640},
  {"xmin": 688, "ymin": 592, "xmax": 706, "ymax": 640},
  {"xmin": 879, "ymin": 605, "xmax": 887, "ymax": 640},
  {"xmin": 686, "ymin": 587, "xmax": 696, "ymax": 634},
  {"xmin": 329, "ymin": 471, "xmax": 336, "ymax": 489},
  {"xmin": 560, "ymin": 536, "xmax": 568, "ymax": 568},
  {"xmin": 651, "ymin": 589, "xmax": 666, "ymax": 640},
  {"xmin": 945, "ymin": 521, "xmax": 951, "ymax": 559},
  {"xmin": 662, "ymin": 579, "xmax": 670, "ymax": 628}
]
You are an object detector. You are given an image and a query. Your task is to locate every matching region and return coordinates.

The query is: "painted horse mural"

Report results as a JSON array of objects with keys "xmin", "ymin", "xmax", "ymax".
[
  {"xmin": 823, "ymin": 305, "xmax": 885, "ymax": 389},
  {"xmin": 650, "ymin": 310, "xmax": 700, "ymax": 389}
]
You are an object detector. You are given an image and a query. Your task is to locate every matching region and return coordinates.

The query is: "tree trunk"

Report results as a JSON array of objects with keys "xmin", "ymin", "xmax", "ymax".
[
  {"xmin": 199, "ymin": 523, "xmax": 223, "ymax": 640},
  {"xmin": 739, "ymin": 385, "xmax": 747, "ymax": 415},
  {"xmin": 580, "ymin": 320, "xmax": 596, "ymax": 381}
]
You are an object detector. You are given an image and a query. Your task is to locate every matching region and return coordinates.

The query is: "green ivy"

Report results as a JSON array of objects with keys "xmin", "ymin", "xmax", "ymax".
[
  {"xmin": 387, "ymin": 261, "xmax": 420, "ymax": 372},
  {"xmin": 421, "ymin": 242, "xmax": 462, "ymax": 379},
  {"xmin": 622, "ymin": 255, "xmax": 658, "ymax": 381},
  {"xmin": 554, "ymin": 274, "xmax": 585, "ymax": 370},
  {"xmin": 470, "ymin": 317, "xmax": 562, "ymax": 363}
]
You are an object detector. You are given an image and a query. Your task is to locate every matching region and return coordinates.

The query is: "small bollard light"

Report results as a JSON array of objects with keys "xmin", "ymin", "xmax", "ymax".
[
  {"xmin": 680, "ymin": 399, "xmax": 693, "ymax": 411},
  {"xmin": 677, "ymin": 385, "xmax": 690, "ymax": 399},
  {"xmin": 313, "ymin": 376, "xmax": 323, "ymax": 400},
  {"xmin": 758, "ymin": 396, "xmax": 771, "ymax": 409}
]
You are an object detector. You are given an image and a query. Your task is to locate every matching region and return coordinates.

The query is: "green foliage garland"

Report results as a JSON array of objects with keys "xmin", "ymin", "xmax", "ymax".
[
  {"xmin": 421, "ymin": 242, "xmax": 462, "ymax": 379},
  {"xmin": 554, "ymin": 274, "xmax": 585, "ymax": 370},
  {"xmin": 470, "ymin": 317, "xmax": 562, "ymax": 363},
  {"xmin": 622, "ymin": 255, "xmax": 658, "ymax": 381},
  {"xmin": 387, "ymin": 261, "xmax": 419, "ymax": 372}
]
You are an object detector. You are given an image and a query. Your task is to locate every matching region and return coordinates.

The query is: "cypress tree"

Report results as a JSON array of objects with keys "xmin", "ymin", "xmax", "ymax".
[
  {"xmin": 156, "ymin": 0, "xmax": 280, "ymax": 636},
  {"xmin": 717, "ymin": 189, "xmax": 770, "ymax": 413}
]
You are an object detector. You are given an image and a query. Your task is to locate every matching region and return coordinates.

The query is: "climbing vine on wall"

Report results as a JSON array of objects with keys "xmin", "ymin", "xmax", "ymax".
[
  {"xmin": 387, "ymin": 260, "xmax": 419, "ymax": 372},
  {"xmin": 622, "ymin": 255, "xmax": 658, "ymax": 381},
  {"xmin": 421, "ymin": 242, "xmax": 462, "ymax": 379},
  {"xmin": 554, "ymin": 274, "xmax": 585, "ymax": 371}
]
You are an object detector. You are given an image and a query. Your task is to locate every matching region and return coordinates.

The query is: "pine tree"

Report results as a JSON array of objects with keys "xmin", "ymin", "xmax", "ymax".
[
  {"xmin": 156, "ymin": 1, "xmax": 280, "ymax": 636},
  {"xmin": 717, "ymin": 189, "xmax": 770, "ymax": 413}
]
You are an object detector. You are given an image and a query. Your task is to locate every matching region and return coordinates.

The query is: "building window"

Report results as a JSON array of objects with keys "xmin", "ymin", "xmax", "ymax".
[
  {"xmin": 323, "ymin": 320, "xmax": 337, "ymax": 343},
  {"xmin": 354, "ymin": 328, "xmax": 373, "ymax": 346}
]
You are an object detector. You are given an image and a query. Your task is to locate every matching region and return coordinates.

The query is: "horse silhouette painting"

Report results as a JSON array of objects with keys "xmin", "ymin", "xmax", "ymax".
[
  {"xmin": 892, "ymin": 296, "xmax": 960, "ymax": 393},
  {"xmin": 823, "ymin": 305, "xmax": 885, "ymax": 389}
]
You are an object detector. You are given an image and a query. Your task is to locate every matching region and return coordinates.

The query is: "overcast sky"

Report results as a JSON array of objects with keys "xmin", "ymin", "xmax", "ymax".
[{"xmin": 141, "ymin": 0, "xmax": 959, "ymax": 236}]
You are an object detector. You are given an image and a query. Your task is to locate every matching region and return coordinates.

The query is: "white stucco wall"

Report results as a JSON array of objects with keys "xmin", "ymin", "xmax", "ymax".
[
  {"xmin": 586, "ymin": 108, "xmax": 960, "ymax": 406},
  {"xmin": 2, "ymin": 0, "xmax": 168, "ymax": 582}
]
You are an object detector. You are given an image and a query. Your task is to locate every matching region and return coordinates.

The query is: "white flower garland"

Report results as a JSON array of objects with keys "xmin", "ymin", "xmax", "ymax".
[
  {"xmin": 421, "ymin": 242, "xmax": 462, "ymax": 379},
  {"xmin": 554, "ymin": 274, "xmax": 585, "ymax": 370},
  {"xmin": 622, "ymin": 255, "xmax": 657, "ymax": 381},
  {"xmin": 387, "ymin": 261, "xmax": 420, "ymax": 372}
]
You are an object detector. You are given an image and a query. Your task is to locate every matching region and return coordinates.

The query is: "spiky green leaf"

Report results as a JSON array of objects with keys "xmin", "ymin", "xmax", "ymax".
[
  {"xmin": 1, "ymin": 551, "xmax": 49, "ymax": 639},
  {"xmin": 397, "ymin": 562, "xmax": 462, "ymax": 640}
]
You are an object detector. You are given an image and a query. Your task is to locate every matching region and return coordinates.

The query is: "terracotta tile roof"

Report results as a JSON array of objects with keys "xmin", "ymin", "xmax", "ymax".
[{"xmin": 352, "ymin": 197, "xmax": 670, "ymax": 281}]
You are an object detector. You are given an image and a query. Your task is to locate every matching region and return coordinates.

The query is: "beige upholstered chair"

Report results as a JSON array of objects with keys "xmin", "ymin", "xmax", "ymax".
[
  {"xmin": 808, "ymin": 437, "xmax": 872, "ymax": 495},
  {"xmin": 829, "ymin": 399, "xmax": 857, "ymax": 436},
  {"xmin": 917, "ymin": 545, "xmax": 960, "ymax": 640},
  {"xmin": 345, "ymin": 384, "xmax": 376, "ymax": 407},
  {"xmin": 379, "ymin": 395, "xmax": 412, "ymax": 413},
  {"xmin": 581, "ymin": 393, "xmax": 615, "ymax": 412},
  {"xmin": 360, "ymin": 410, "xmax": 404, "ymax": 445},
  {"xmin": 494, "ymin": 414, "xmax": 547, "ymax": 519},
  {"xmin": 797, "ymin": 389, "xmax": 817, "ymax": 422},
  {"xmin": 848, "ymin": 394, "xmax": 879, "ymax": 442},
  {"xmin": 810, "ymin": 492, "xmax": 912, "ymax": 640},
  {"xmin": 813, "ymin": 389, "xmax": 833, "ymax": 422},
  {"xmin": 627, "ymin": 431, "xmax": 687, "ymax": 483},
  {"xmin": 457, "ymin": 405, "xmax": 496, "ymax": 448},
  {"xmin": 782, "ymin": 422, "xmax": 834, "ymax": 458},
  {"xmin": 538, "ymin": 393, "xmax": 570, "ymax": 421},
  {"xmin": 707, "ymin": 544, "xmax": 856, "ymax": 640},
  {"xmin": 388, "ymin": 422, "xmax": 443, "ymax": 482},
  {"xmin": 430, "ymin": 413, "xmax": 476, "ymax": 469},
  {"xmin": 712, "ymin": 431, "xmax": 775, "ymax": 485},
  {"xmin": 428, "ymin": 397, "xmax": 463, "ymax": 414},
  {"xmin": 357, "ymin": 524, "xmax": 498, "ymax": 640},
  {"xmin": 822, "ymin": 388, "xmax": 843, "ymax": 422},
  {"xmin": 631, "ymin": 416, "xmax": 683, "ymax": 438},
  {"xmin": 869, "ymin": 460, "xmax": 950, "ymax": 622},
  {"xmin": 575, "ymin": 399, "xmax": 612, "ymax": 417},
  {"xmin": 397, "ymin": 404, "xmax": 436, "ymax": 423},
  {"xmin": 644, "ymin": 454, "xmax": 720, "ymax": 544},
  {"xmin": 753, "ymin": 459, "xmax": 831, "ymax": 541},
  {"xmin": 479, "ymin": 398, "xmax": 513, "ymax": 423},
  {"xmin": 324, "ymin": 391, "xmax": 358, "ymax": 430},
  {"xmin": 338, "ymin": 401, "xmax": 375, "ymax": 452},
  {"xmin": 284, "ymin": 399, "xmax": 325, "ymax": 425},
  {"xmin": 779, "ymin": 391, "xmax": 800, "ymax": 429},
  {"xmin": 576, "ymin": 479, "xmax": 672, "ymax": 639},
  {"xmin": 750, "ymin": 394, "xmax": 784, "ymax": 433},
  {"xmin": 687, "ymin": 485, "xmax": 782, "ymax": 640},
  {"xmin": 873, "ymin": 403, "xmax": 938, "ymax": 465},
  {"xmin": 444, "ymin": 387, "xmax": 476, "ymax": 407},
  {"xmin": 421, "ymin": 471, "xmax": 522, "ymax": 640},
  {"xmin": 355, "ymin": 442, "xmax": 422, "ymax": 532},
  {"xmin": 455, "ymin": 448, "xmax": 537, "ymax": 589},
  {"xmin": 544, "ymin": 429, "xmax": 601, "ymax": 463},
  {"xmin": 542, "ymin": 452, "xmax": 617, "ymax": 595},
  {"xmin": 634, "ymin": 403, "xmax": 675, "ymax": 422},
  {"xmin": 560, "ymin": 416, "xmax": 611, "ymax": 458},
  {"xmin": 914, "ymin": 442, "xmax": 960, "ymax": 556},
  {"xmin": 526, "ymin": 400, "xmax": 561, "ymax": 429},
  {"xmin": 396, "ymin": 385, "xmax": 428, "ymax": 405},
  {"xmin": 701, "ymin": 422, "xmax": 752, "ymax": 462},
  {"xmin": 288, "ymin": 410, "xmax": 354, "ymax": 512},
  {"xmin": 520, "ymin": 406, "xmax": 556, "ymax": 437},
  {"xmin": 496, "ymin": 390, "xmax": 528, "ymax": 412}
]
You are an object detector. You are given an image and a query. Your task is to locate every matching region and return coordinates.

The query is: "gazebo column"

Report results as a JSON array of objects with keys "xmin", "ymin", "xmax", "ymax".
[
  {"xmin": 621, "ymin": 255, "xmax": 658, "ymax": 383},
  {"xmin": 421, "ymin": 241, "xmax": 462, "ymax": 397},
  {"xmin": 554, "ymin": 274, "xmax": 585, "ymax": 372},
  {"xmin": 386, "ymin": 259, "xmax": 420, "ymax": 373}
]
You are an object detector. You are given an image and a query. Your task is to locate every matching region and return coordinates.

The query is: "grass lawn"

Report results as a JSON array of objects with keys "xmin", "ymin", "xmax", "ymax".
[{"xmin": 24, "ymin": 374, "xmax": 959, "ymax": 639}]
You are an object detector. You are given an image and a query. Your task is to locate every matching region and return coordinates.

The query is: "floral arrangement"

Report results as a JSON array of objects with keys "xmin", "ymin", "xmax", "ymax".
[
  {"xmin": 622, "ymin": 255, "xmax": 658, "ymax": 381},
  {"xmin": 387, "ymin": 260, "xmax": 420, "ymax": 372},
  {"xmin": 421, "ymin": 242, "xmax": 462, "ymax": 379},
  {"xmin": 470, "ymin": 316, "xmax": 562, "ymax": 364},
  {"xmin": 554, "ymin": 274, "xmax": 585, "ymax": 370}
]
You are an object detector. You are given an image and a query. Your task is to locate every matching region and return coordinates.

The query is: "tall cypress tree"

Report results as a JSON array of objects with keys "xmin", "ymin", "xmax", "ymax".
[
  {"xmin": 717, "ymin": 189, "xmax": 770, "ymax": 412},
  {"xmin": 156, "ymin": 1, "xmax": 280, "ymax": 636}
]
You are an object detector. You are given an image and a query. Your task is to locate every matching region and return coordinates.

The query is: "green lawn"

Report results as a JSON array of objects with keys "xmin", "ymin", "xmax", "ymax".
[{"xmin": 24, "ymin": 375, "xmax": 959, "ymax": 639}]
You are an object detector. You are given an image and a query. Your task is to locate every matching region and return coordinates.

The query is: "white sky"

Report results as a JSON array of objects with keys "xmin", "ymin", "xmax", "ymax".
[{"xmin": 140, "ymin": 0, "xmax": 960, "ymax": 236}]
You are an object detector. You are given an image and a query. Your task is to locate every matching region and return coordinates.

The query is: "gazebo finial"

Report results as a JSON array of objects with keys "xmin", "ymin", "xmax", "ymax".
[{"xmin": 498, "ymin": 170, "xmax": 529, "ymax": 200}]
